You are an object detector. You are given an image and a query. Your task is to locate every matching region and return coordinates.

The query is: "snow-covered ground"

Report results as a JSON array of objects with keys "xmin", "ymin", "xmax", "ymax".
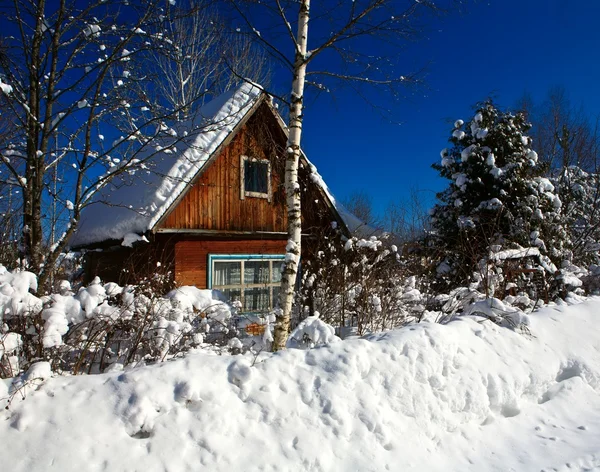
[{"xmin": 2, "ymin": 298, "xmax": 600, "ymax": 471}]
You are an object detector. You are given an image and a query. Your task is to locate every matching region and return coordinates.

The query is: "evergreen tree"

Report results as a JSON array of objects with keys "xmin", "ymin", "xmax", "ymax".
[
  {"xmin": 553, "ymin": 166, "xmax": 600, "ymax": 267},
  {"xmin": 430, "ymin": 101, "xmax": 564, "ymax": 291}
]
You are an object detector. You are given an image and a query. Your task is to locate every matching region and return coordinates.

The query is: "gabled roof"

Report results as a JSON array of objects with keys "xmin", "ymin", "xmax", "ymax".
[
  {"xmin": 70, "ymin": 82, "xmax": 373, "ymax": 248},
  {"xmin": 305, "ymin": 169, "xmax": 383, "ymax": 239}
]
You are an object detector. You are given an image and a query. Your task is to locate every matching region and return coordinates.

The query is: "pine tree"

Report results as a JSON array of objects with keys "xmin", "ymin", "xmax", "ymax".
[
  {"xmin": 553, "ymin": 166, "xmax": 600, "ymax": 267},
  {"xmin": 430, "ymin": 101, "xmax": 564, "ymax": 292}
]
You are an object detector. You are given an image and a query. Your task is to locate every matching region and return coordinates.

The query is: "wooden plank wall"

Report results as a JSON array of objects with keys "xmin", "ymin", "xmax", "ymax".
[
  {"xmin": 160, "ymin": 104, "xmax": 287, "ymax": 233},
  {"xmin": 174, "ymin": 239, "xmax": 287, "ymax": 287},
  {"xmin": 83, "ymin": 238, "xmax": 176, "ymax": 285}
]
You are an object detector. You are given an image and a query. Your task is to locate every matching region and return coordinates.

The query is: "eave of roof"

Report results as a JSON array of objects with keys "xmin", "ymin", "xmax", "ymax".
[
  {"xmin": 71, "ymin": 82, "xmax": 370, "ymax": 248},
  {"xmin": 70, "ymin": 83, "xmax": 265, "ymax": 248}
]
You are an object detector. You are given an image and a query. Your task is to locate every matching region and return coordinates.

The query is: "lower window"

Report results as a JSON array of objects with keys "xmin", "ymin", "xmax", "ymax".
[{"xmin": 208, "ymin": 254, "xmax": 285, "ymax": 313}]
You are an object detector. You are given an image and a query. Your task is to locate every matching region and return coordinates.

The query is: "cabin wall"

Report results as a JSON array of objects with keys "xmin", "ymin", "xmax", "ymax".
[
  {"xmin": 160, "ymin": 104, "xmax": 287, "ymax": 233},
  {"xmin": 82, "ymin": 101, "xmax": 344, "ymax": 290},
  {"xmin": 174, "ymin": 239, "xmax": 287, "ymax": 287},
  {"xmin": 84, "ymin": 233, "xmax": 333, "ymax": 294},
  {"xmin": 83, "ymin": 237, "xmax": 176, "ymax": 286}
]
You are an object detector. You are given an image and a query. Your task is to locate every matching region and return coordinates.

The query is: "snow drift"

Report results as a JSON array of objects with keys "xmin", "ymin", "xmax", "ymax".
[{"xmin": 2, "ymin": 299, "xmax": 600, "ymax": 471}]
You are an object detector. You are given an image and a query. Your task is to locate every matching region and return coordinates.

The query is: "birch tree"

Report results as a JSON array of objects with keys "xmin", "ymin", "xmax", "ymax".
[{"xmin": 229, "ymin": 0, "xmax": 460, "ymax": 350}]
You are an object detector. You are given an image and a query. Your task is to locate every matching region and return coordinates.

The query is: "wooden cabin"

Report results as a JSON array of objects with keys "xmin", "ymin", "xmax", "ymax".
[{"xmin": 70, "ymin": 83, "xmax": 354, "ymax": 313}]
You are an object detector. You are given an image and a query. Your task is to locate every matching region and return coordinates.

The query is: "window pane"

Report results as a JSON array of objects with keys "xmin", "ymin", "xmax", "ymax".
[
  {"xmin": 244, "ymin": 261, "xmax": 270, "ymax": 284},
  {"xmin": 213, "ymin": 261, "xmax": 241, "ymax": 286},
  {"xmin": 221, "ymin": 288, "xmax": 241, "ymax": 305},
  {"xmin": 271, "ymin": 262, "xmax": 282, "ymax": 283},
  {"xmin": 244, "ymin": 160, "xmax": 268, "ymax": 194},
  {"xmin": 244, "ymin": 288, "xmax": 270, "ymax": 312}
]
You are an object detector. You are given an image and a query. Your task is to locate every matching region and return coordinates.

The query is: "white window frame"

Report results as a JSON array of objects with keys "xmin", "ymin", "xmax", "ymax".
[
  {"xmin": 208, "ymin": 254, "xmax": 285, "ymax": 313},
  {"xmin": 240, "ymin": 155, "xmax": 271, "ymax": 202}
]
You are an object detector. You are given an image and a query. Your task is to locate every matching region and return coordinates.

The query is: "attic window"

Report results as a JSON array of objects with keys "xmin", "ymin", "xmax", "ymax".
[{"xmin": 241, "ymin": 155, "xmax": 271, "ymax": 201}]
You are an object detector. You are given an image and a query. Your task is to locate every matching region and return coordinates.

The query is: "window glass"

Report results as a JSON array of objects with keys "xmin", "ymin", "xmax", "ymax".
[
  {"xmin": 213, "ymin": 261, "xmax": 241, "ymax": 285},
  {"xmin": 244, "ymin": 160, "xmax": 268, "ymax": 194},
  {"xmin": 272, "ymin": 286, "xmax": 281, "ymax": 308},
  {"xmin": 271, "ymin": 262, "xmax": 282, "ymax": 283},
  {"xmin": 211, "ymin": 256, "xmax": 285, "ymax": 313},
  {"xmin": 244, "ymin": 260, "xmax": 270, "ymax": 284},
  {"xmin": 221, "ymin": 288, "xmax": 241, "ymax": 303},
  {"xmin": 243, "ymin": 288, "xmax": 270, "ymax": 312}
]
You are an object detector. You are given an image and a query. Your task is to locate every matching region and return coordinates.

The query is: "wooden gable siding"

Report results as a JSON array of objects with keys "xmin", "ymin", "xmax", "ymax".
[
  {"xmin": 160, "ymin": 103, "xmax": 287, "ymax": 233},
  {"xmin": 174, "ymin": 239, "xmax": 286, "ymax": 287}
]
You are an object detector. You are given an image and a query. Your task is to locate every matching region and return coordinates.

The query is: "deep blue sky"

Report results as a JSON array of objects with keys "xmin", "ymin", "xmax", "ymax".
[{"xmin": 299, "ymin": 0, "xmax": 600, "ymax": 217}]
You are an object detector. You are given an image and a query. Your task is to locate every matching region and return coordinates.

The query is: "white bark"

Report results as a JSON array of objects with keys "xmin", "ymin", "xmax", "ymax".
[{"xmin": 273, "ymin": 0, "xmax": 310, "ymax": 351}]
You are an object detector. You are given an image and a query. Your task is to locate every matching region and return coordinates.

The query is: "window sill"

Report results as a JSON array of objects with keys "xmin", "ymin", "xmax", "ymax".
[{"xmin": 244, "ymin": 190, "xmax": 270, "ymax": 200}]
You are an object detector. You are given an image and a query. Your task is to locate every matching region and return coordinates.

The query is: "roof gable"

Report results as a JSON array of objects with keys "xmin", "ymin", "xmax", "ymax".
[
  {"xmin": 70, "ymin": 83, "xmax": 264, "ymax": 247},
  {"xmin": 157, "ymin": 103, "xmax": 289, "ymax": 233},
  {"xmin": 70, "ymin": 82, "xmax": 373, "ymax": 248}
]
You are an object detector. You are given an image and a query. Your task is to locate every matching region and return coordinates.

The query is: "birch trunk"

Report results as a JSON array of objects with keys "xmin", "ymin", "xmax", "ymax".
[{"xmin": 273, "ymin": 0, "xmax": 310, "ymax": 351}]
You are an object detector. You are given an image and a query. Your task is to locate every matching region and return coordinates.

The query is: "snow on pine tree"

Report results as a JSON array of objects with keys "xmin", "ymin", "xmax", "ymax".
[
  {"xmin": 430, "ymin": 101, "xmax": 566, "ymax": 297},
  {"xmin": 552, "ymin": 166, "xmax": 600, "ymax": 267}
]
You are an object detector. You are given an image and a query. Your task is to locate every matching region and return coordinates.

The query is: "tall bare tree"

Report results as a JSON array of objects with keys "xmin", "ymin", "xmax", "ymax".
[
  {"xmin": 342, "ymin": 190, "xmax": 379, "ymax": 228},
  {"xmin": 137, "ymin": 0, "xmax": 271, "ymax": 120},
  {"xmin": 521, "ymin": 86, "xmax": 600, "ymax": 171},
  {"xmin": 384, "ymin": 188, "xmax": 430, "ymax": 242},
  {"xmin": 229, "ymin": 0, "xmax": 463, "ymax": 350},
  {"xmin": 0, "ymin": 0, "xmax": 267, "ymax": 291},
  {"xmin": 0, "ymin": 88, "xmax": 21, "ymax": 267}
]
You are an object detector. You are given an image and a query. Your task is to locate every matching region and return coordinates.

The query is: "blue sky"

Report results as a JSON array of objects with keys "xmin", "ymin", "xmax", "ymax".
[{"xmin": 298, "ymin": 0, "xmax": 600, "ymax": 217}]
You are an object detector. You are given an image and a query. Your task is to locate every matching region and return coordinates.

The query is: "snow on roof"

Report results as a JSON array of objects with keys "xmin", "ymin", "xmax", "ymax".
[
  {"xmin": 70, "ymin": 83, "xmax": 264, "ymax": 247},
  {"xmin": 71, "ymin": 81, "xmax": 367, "ymax": 247},
  {"xmin": 307, "ymin": 166, "xmax": 383, "ymax": 238}
]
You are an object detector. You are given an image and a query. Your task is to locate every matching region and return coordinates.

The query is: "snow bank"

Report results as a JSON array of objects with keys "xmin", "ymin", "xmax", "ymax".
[
  {"xmin": 286, "ymin": 315, "xmax": 339, "ymax": 349},
  {"xmin": 2, "ymin": 299, "xmax": 600, "ymax": 471}
]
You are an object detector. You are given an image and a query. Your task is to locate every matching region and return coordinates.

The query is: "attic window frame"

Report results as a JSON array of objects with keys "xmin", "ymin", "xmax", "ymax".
[{"xmin": 240, "ymin": 155, "xmax": 271, "ymax": 202}]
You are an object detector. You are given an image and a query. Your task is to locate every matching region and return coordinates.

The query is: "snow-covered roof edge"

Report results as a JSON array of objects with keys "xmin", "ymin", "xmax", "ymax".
[
  {"xmin": 70, "ymin": 82, "xmax": 266, "ymax": 247},
  {"xmin": 148, "ymin": 92, "xmax": 267, "ymax": 231},
  {"xmin": 71, "ymin": 82, "xmax": 367, "ymax": 247},
  {"xmin": 264, "ymin": 101, "xmax": 382, "ymax": 239}
]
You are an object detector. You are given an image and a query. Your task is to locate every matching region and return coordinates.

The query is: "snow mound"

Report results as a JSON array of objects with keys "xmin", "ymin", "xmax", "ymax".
[
  {"xmin": 0, "ymin": 268, "xmax": 41, "ymax": 322},
  {"xmin": 462, "ymin": 297, "xmax": 531, "ymax": 328},
  {"xmin": 2, "ymin": 299, "xmax": 600, "ymax": 471},
  {"xmin": 286, "ymin": 315, "xmax": 339, "ymax": 349}
]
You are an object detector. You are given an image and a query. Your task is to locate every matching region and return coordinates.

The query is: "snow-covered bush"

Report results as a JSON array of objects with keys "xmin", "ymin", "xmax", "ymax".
[
  {"xmin": 553, "ymin": 166, "xmax": 600, "ymax": 267},
  {"xmin": 0, "ymin": 265, "xmax": 246, "ymax": 378},
  {"xmin": 461, "ymin": 298, "xmax": 531, "ymax": 331},
  {"xmin": 286, "ymin": 315, "xmax": 339, "ymax": 349},
  {"xmin": 300, "ymin": 233, "xmax": 427, "ymax": 336}
]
